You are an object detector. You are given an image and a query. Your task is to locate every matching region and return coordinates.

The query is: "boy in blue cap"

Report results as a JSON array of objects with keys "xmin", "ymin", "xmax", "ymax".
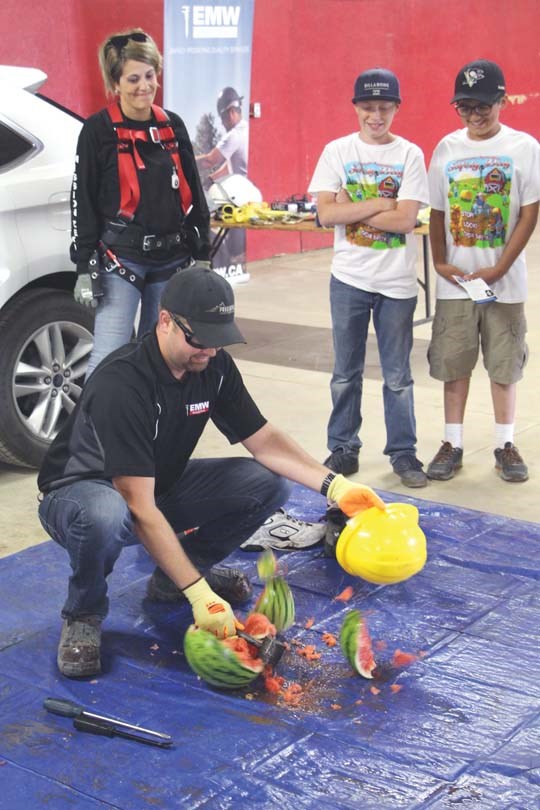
[{"xmin": 309, "ymin": 68, "xmax": 429, "ymax": 487}]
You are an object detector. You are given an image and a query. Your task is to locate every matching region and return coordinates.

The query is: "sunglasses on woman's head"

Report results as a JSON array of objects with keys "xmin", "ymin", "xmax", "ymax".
[{"xmin": 107, "ymin": 32, "xmax": 148, "ymax": 51}]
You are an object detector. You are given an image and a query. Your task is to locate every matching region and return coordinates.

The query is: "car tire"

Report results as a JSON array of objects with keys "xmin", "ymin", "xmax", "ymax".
[{"xmin": 0, "ymin": 287, "xmax": 94, "ymax": 468}]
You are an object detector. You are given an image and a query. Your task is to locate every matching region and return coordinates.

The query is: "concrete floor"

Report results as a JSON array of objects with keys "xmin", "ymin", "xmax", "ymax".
[{"xmin": 1, "ymin": 227, "xmax": 539, "ymax": 557}]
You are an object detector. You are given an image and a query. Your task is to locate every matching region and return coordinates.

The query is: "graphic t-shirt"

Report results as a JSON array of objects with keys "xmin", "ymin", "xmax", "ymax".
[
  {"xmin": 217, "ymin": 119, "xmax": 248, "ymax": 176},
  {"xmin": 429, "ymin": 124, "xmax": 540, "ymax": 302},
  {"xmin": 308, "ymin": 133, "xmax": 428, "ymax": 298}
]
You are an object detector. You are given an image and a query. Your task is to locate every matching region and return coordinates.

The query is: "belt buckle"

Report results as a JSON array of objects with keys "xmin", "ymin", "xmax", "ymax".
[
  {"xmin": 149, "ymin": 127, "xmax": 161, "ymax": 144},
  {"xmin": 142, "ymin": 234, "xmax": 156, "ymax": 251}
]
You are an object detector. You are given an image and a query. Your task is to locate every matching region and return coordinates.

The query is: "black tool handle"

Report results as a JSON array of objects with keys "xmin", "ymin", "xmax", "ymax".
[
  {"xmin": 236, "ymin": 630, "xmax": 262, "ymax": 648},
  {"xmin": 44, "ymin": 697, "xmax": 84, "ymax": 718},
  {"xmin": 74, "ymin": 716, "xmax": 171, "ymax": 748}
]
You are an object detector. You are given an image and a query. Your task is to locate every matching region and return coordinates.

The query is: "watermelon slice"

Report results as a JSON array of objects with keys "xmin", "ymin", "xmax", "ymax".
[{"xmin": 339, "ymin": 609, "xmax": 376, "ymax": 679}]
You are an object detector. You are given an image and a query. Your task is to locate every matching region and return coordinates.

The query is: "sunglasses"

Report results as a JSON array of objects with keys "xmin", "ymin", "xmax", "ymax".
[
  {"xmin": 168, "ymin": 312, "xmax": 208, "ymax": 350},
  {"xmin": 107, "ymin": 32, "xmax": 148, "ymax": 51}
]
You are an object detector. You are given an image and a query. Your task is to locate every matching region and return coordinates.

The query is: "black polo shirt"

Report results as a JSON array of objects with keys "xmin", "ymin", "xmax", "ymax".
[{"xmin": 38, "ymin": 332, "xmax": 267, "ymax": 496}]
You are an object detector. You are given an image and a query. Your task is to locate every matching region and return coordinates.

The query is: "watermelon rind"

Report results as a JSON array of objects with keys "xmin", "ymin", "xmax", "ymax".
[
  {"xmin": 183, "ymin": 625, "xmax": 263, "ymax": 689},
  {"xmin": 340, "ymin": 609, "xmax": 376, "ymax": 679},
  {"xmin": 255, "ymin": 576, "xmax": 295, "ymax": 632},
  {"xmin": 257, "ymin": 549, "xmax": 277, "ymax": 581}
]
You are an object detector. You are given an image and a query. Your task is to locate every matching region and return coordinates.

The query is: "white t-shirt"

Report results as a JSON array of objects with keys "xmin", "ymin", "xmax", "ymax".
[
  {"xmin": 428, "ymin": 124, "xmax": 540, "ymax": 303},
  {"xmin": 308, "ymin": 133, "xmax": 428, "ymax": 298},
  {"xmin": 217, "ymin": 118, "xmax": 248, "ymax": 176}
]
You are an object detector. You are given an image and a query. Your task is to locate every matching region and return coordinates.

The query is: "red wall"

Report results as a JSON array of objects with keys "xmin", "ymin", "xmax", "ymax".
[{"xmin": 2, "ymin": 0, "xmax": 539, "ymax": 261}]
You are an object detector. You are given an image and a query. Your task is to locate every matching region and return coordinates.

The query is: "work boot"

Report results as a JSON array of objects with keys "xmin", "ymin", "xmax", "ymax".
[
  {"xmin": 324, "ymin": 506, "xmax": 348, "ymax": 558},
  {"xmin": 323, "ymin": 447, "xmax": 359, "ymax": 476},
  {"xmin": 240, "ymin": 508, "xmax": 325, "ymax": 551},
  {"xmin": 494, "ymin": 442, "xmax": 528, "ymax": 482},
  {"xmin": 57, "ymin": 616, "xmax": 102, "ymax": 678},
  {"xmin": 427, "ymin": 441, "xmax": 463, "ymax": 481},
  {"xmin": 146, "ymin": 565, "xmax": 253, "ymax": 605},
  {"xmin": 392, "ymin": 455, "xmax": 428, "ymax": 488}
]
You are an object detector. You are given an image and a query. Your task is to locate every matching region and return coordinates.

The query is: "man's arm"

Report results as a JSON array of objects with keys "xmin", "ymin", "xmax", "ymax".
[
  {"xmin": 316, "ymin": 190, "xmax": 396, "ymax": 227},
  {"xmin": 242, "ymin": 423, "xmax": 385, "ymax": 514},
  {"xmin": 196, "ymin": 146, "xmax": 225, "ymax": 171},
  {"xmin": 430, "ymin": 208, "xmax": 467, "ymax": 283},
  {"xmin": 469, "ymin": 202, "xmax": 539, "ymax": 285},
  {"xmin": 362, "ymin": 199, "xmax": 421, "ymax": 234},
  {"xmin": 113, "ymin": 476, "xmax": 201, "ymax": 589}
]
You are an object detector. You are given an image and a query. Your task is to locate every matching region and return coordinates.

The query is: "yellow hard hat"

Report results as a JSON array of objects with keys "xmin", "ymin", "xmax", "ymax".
[{"xmin": 336, "ymin": 503, "xmax": 427, "ymax": 584}]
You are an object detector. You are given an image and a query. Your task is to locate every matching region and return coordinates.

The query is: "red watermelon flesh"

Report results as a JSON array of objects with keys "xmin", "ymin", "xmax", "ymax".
[
  {"xmin": 244, "ymin": 612, "xmax": 277, "ymax": 640},
  {"xmin": 222, "ymin": 636, "xmax": 264, "ymax": 672}
]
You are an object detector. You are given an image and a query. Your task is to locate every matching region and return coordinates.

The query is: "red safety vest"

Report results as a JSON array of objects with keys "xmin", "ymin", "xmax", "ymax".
[{"xmin": 107, "ymin": 102, "xmax": 193, "ymax": 221}]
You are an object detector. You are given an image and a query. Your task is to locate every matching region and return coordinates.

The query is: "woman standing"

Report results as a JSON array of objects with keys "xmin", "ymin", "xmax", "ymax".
[{"xmin": 71, "ymin": 29, "xmax": 210, "ymax": 377}]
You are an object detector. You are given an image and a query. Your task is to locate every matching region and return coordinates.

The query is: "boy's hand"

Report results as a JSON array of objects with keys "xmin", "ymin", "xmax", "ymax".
[
  {"xmin": 434, "ymin": 263, "xmax": 467, "ymax": 284},
  {"xmin": 468, "ymin": 266, "xmax": 504, "ymax": 285},
  {"xmin": 183, "ymin": 578, "xmax": 236, "ymax": 638}
]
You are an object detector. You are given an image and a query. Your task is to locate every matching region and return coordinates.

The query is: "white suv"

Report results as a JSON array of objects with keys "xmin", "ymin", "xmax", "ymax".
[{"xmin": 0, "ymin": 67, "xmax": 94, "ymax": 468}]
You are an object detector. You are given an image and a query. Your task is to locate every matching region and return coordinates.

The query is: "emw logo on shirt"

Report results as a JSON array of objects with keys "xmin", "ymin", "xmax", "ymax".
[
  {"xmin": 181, "ymin": 5, "xmax": 241, "ymax": 39},
  {"xmin": 186, "ymin": 401, "xmax": 210, "ymax": 415}
]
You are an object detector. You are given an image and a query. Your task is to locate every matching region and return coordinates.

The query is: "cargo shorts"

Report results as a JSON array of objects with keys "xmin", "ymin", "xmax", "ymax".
[{"xmin": 428, "ymin": 299, "xmax": 528, "ymax": 384}]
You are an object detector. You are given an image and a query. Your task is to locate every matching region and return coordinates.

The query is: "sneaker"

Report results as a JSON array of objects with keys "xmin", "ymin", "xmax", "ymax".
[
  {"xmin": 57, "ymin": 616, "xmax": 102, "ymax": 678},
  {"xmin": 146, "ymin": 565, "xmax": 253, "ymax": 605},
  {"xmin": 240, "ymin": 508, "xmax": 325, "ymax": 551},
  {"xmin": 427, "ymin": 442, "xmax": 463, "ymax": 481},
  {"xmin": 392, "ymin": 455, "xmax": 428, "ymax": 488},
  {"xmin": 323, "ymin": 447, "xmax": 359, "ymax": 476},
  {"xmin": 494, "ymin": 442, "xmax": 529, "ymax": 482}
]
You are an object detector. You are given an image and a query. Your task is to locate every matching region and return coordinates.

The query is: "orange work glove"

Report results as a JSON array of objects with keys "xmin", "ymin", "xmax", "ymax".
[{"xmin": 327, "ymin": 474, "xmax": 385, "ymax": 517}]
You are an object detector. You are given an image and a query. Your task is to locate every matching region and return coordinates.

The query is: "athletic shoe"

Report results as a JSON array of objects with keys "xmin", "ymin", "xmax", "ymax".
[
  {"xmin": 57, "ymin": 616, "xmax": 102, "ymax": 678},
  {"xmin": 494, "ymin": 442, "xmax": 529, "ymax": 482},
  {"xmin": 427, "ymin": 442, "xmax": 463, "ymax": 481},
  {"xmin": 146, "ymin": 565, "xmax": 253, "ymax": 604},
  {"xmin": 392, "ymin": 454, "xmax": 428, "ymax": 488},
  {"xmin": 239, "ymin": 508, "xmax": 325, "ymax": 551},
  {"xmin": 323, "ymin": 447, "xmax": 359, "ymax": 476}
]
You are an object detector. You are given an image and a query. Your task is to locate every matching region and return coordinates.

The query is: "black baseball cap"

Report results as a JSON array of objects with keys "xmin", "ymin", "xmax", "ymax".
[
  {"xmin": 352, "ymin": 68, "xmax": 401, "ymax": 104},
  {"xmin": 451, "ymin": 59, "xmax": 506, "ymax": 104},
  {"xmin": 160, "ymin": 267, "xmax": 246, "ymax": 348}
]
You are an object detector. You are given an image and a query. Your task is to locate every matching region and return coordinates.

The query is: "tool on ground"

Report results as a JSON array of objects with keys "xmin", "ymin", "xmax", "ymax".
[
  {"xmin": 236, "ymin": 629, "xmax": 286, "ymax": 668},
  {"xmin": 73, "ymin": 715, "xmax": 172, "ymax": 748},
  {"xmin": 43, "ymin": 697, "xmax": 172, "ymax": 744}
]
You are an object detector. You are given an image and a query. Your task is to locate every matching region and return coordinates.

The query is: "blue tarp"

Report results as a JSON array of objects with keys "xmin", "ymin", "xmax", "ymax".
[{"xmin": 0, "ymin": 485, "xmax": 538, "ymax": 809}]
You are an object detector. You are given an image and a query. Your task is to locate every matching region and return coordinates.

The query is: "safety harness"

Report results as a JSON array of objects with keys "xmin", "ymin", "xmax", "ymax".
[
  {"xmin": 90, "ymin": 103, "xmax": 194, "ymax": 294},
  {"xmin": 107, "ymin": 101, "xmax": 192, "ymax": 220}
]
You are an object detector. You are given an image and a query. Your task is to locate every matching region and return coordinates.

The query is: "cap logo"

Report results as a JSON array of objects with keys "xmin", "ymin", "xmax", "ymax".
[
  {"xmin": 206, "ymin": 301, "xmax": 235, "ymax": 315},
  {"xmin": 463, "ymin": 68, "xmax": 485, "ymax": 88}
]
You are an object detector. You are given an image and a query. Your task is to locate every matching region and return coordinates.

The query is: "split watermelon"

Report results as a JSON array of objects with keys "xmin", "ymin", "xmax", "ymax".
[
  {"xmin": 183, "ymin": 625, "xmax": 263, "ymax": 689},
  {"xmin": 339, "ymin": 609, "xmax": 376, "ymax": 679},
  {"xmin": 255, "ymin": 576, "xmax": 295, "ymax": 632}
]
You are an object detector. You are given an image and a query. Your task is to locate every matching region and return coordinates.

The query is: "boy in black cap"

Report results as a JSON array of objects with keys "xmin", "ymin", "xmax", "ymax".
[
  {"xmin": 38, "ymin": 266, "xmax": 385, "ymax": 678},
  {"xmin": 309, "ymin": 68, "xmax": 429, "ymax": 487},
  {"xmin": 426, "ymin": 59, "xmax": 540, "ymax": 483}
]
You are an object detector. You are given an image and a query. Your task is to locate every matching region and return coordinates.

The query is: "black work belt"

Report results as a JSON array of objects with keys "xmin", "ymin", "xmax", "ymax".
[
  {"xmin": 101, "ymin": 221, "xmax": 187, "ymax": 253},
  {"xmin": 88, "ymin": 248, "xmax": 192, "ymax": 296}
]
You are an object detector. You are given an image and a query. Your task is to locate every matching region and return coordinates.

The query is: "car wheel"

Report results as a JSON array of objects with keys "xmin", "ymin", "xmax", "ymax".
[{"xmin": 0, "ymin": 288, "xmax": 94, "ymax": 468}]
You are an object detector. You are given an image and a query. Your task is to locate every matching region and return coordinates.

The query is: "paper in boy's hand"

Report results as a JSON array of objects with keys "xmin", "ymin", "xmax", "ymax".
[{"xmin": 452, "ymin": 275, "xmax": 497, "ymax": 303}]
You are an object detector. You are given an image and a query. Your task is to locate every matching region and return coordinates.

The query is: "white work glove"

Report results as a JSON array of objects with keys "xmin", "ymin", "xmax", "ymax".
[
  {"xmin": 74, "ymin": 273, "xmax": 98, "ymax": 308},
  {"xmin": 183, "ymin": 577, "xmax": 236, "ymax": 638}
]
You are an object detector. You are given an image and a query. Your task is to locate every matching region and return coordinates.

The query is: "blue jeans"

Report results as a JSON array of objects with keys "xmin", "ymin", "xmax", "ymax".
[
  {"xmin": 38, "ymin": 458, "xmax": 290, "ymax": 620},
  {"xmin": 328, "ymin": 275, "xmax": 418, "ymax": 464},
  {"xmin": 86, "ymin": 255, "xmax": 185, "ymax": 378}
]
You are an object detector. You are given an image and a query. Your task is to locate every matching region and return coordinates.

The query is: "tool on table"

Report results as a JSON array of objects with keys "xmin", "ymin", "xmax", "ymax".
[
  {"xmin": 43, "ymin": 697, "xmax": 172, "ymax": 746},
  {"xmin": 236, "ymin": 629, "xmax": 286, "ymax": 668},
  {"xmin": 73, "ymin": 716, "xmax": 172, "ymax": 748}
]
